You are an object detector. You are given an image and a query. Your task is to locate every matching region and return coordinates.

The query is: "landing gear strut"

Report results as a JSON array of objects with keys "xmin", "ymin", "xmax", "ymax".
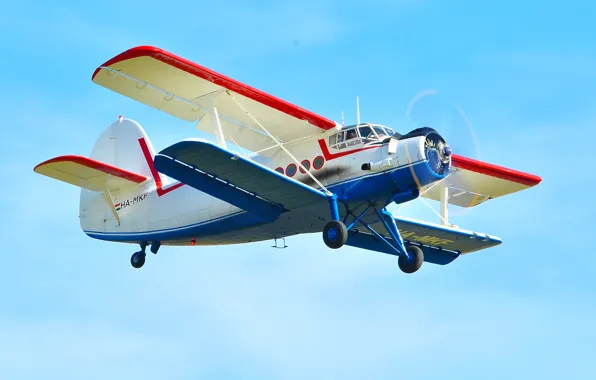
[
  {"xmin": 130, "ymin": 242, "xmax": 147, "ymax": 269},
  {"xmin": 341, "ymin": 203, "xmax": 426, "ymax": 274}
]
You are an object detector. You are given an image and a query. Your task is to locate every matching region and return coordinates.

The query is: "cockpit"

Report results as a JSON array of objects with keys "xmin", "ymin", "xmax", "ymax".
[{"xmin": 328, "ymin": 123, "xmax": 397, "ymax": 150}]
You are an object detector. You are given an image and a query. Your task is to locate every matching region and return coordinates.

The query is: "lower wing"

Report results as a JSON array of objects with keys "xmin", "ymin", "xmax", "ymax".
[{"xmin": 346, "ymin": 215, "xmax": 501, "ymax": 265}]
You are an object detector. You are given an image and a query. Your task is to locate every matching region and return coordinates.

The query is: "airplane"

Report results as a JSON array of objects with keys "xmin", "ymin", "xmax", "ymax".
[{"xmin": 33, "ymin": 46, "xmax": 542, "ymax": 273}]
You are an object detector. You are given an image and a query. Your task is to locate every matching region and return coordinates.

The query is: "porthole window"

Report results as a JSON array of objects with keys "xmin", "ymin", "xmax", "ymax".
[
  {"xmin": 286, "ymin": 163, "xmax": 297, "ymax": 177},
  {"xmin": 313, "ymin": 156, "xmax": 325, "ymax": 170},
  {"xmin": 299, "ymin": 160, "xmax": 311, "ymax": 173},
  {"xmin": 274, "ymin": 167, "xmax": 284, "ymax": 175}
]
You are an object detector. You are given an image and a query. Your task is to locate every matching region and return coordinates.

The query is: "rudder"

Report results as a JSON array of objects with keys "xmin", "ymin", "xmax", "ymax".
[{"xmin": 79, "ymin": 118, "xmax": 155, "ymax": 235}]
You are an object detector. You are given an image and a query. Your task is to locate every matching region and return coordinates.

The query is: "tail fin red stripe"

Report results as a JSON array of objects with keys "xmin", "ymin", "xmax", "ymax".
[{"xmin": 138, "ymin": 138, "xmax": 184, "ymax": 196}]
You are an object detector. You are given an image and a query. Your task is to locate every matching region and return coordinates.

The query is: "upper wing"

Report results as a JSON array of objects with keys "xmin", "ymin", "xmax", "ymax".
[
  {"xmin": 347, "ymin": 215, "xmax": 502, "ymax": 265},
  {"xmin": 34, "ymin": 155, "xmax": 148, "ymax": 192},
  {"xmin": 422, "ymin": 154, "xmax": 542, "ymax": 207},
  {"xmin": 153, "ymin": 139, "xmax": 328, "ymax": 221},
  {"xmin": 92, "ymin": 46, "xmax": 340, "ymax": 155}
]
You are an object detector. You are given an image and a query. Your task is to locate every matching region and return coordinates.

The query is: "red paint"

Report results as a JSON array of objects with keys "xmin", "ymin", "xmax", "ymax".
[
  {"xmin": 451, "ymin": 154, "xmax": 542, "ymax": 187},
  {"xmin": 93, "ymin": 46, "xmax": 337, "ymax": 131},
  {"xmin": 317, "ymin": 139, "xmax": 381, "ymax": 161},
  {"xmin": 34, "ymin": 155, "xmax": 148, "ymax": 183},
  {"xmin": 138, "ymin": 138, "xmax": 185, "ymax": 196}
]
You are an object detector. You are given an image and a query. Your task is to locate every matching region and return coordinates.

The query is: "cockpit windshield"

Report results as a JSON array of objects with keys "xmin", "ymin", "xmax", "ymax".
[{"xmin": 328, "ymin": 123, "xmax": 396, "ymax": 150}]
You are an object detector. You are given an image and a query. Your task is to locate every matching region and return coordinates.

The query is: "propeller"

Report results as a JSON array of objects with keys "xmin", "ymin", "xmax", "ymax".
[
  {"xmin": 400, "ymin": 89, "xmax": 482, "ymax": 219},
  {"xmin": 405, "ymin": 89, "xmax": 481, "ymax": 160}
]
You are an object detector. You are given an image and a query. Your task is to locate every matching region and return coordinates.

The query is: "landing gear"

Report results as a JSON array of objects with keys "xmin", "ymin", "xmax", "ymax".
[
  {"xmin": 130, "ymin": 242, "xmax": 148, "ymax": 269},
  {"xmin": 398, "ymin": 245, "xmax": 424, "ymax": 274},
  {"xmin": 130, "ymin": 251, "xmax": 146, "ymax": 269},
  {"xmin": 323, "ymin": 194, "xmax": 347, "ymax": 249},
  {"xmin": 323, "ymin": 220, "xmax": 348, "ymax": 249},
  {"xmin": 339, "ymin": 203, "xmax": 426, "ymax": 274}
]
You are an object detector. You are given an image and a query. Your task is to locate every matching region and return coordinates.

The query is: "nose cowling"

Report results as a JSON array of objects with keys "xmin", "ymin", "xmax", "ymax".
[{"xmin": 398, "ymin": 127, "xmax": 451, "ymax": 176}]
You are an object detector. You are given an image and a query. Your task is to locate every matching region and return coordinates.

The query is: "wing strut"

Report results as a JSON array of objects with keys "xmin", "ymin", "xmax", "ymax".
[
  {"xmin": 225, "ymin": 91, "xmax": 332, "ymax": 196},
  {"xmin": 440, "ymin": 184, "xmax": 449, "ymax": 226}
]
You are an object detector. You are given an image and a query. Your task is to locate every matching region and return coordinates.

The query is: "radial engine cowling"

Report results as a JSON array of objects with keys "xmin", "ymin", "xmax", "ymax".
[
  {"xmin": 384, "ymin": 127, "xmax": 452, "ymax": 189},
  {"xmin": 399, "ymin": 127, "xmax": 451, "ymax": 175}
]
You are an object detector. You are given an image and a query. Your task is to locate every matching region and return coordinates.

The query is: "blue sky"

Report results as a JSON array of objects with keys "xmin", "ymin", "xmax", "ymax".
[{"xmin": 1, "ymin": 0, "xmax": 595, "ymax": 378}]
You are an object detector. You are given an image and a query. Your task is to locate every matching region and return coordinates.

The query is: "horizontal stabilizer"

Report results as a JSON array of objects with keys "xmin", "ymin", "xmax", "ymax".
[
  {"xmin": 347, "ymin": 216, "xmax": 502, "ymax": 265},
  {"xmin": 154, "ymin": 139, "xmax": 328, "ymax": 219},
  {"xmin": 422, "ymin": 154, "xmax": 542, "ymax": 207},
  {"xmin": 34, "ymin": 155, "xmax": 148, "ymax": 192}
]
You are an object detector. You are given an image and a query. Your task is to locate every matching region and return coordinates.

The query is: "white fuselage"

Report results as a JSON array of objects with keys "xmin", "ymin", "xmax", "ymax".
[{"xmin": 80, "ymin": 123, "xmax": 439, "ymax": 246}]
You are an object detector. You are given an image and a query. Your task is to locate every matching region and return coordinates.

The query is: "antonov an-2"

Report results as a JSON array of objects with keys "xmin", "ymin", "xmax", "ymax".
[{"xmin": 34, "ymin": 46, "xmax": 542, "ymax": 273}]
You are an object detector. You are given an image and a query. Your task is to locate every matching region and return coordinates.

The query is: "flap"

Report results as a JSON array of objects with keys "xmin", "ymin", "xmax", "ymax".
[
  {"xmin": 422, "ymin": 154, "xmax": 542, "ymax": 207},
  {"xmin": 154, "ymin": 139, "xmax": 328, "ymax": 211},
  {"xmin": 34, "ymin": 155, "xmax": 148, "ymax": 192}
]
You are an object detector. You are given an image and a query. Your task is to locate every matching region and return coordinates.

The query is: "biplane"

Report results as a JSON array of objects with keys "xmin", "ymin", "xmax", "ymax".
[{"xmin": 34, "ymin": 46, "xmax": 542, "ymax": 273}]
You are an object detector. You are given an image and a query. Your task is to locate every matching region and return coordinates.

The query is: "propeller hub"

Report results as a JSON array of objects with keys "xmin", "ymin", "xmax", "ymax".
[{"xmin": 443, "ymin": 145, "xmax": 452, "ymax": 157}]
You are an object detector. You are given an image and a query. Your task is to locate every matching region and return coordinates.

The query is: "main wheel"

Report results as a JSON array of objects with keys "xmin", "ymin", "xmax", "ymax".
[
  {"xmin": 323, "ymin": 220, "xmax": 348, "ymax": 249},
  {"xmin": 130, "ymin": 251, "xmax": 146, "ymax": 269},
  {"xmin": 398, "ymin": 245, "xmax": 424, "ymax": 274}
]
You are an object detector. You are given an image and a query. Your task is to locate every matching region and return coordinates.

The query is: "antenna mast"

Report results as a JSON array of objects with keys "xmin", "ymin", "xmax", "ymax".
[{"xmin": 356, "ymin": 96, "xmax": 361, "ymax": 125}]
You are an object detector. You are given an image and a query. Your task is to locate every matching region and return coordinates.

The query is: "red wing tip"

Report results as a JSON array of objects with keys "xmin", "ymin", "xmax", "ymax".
[
  {"xmin": 451, "ymin": 154, "xmax": 542, "ymax": 187},
  {"xmin": 34, "ymin": 155, "xmax": 86, "ymax": 171},
  {"xmin": 92, "ymin": 45, "xmax": 162, "ymax": 81}
]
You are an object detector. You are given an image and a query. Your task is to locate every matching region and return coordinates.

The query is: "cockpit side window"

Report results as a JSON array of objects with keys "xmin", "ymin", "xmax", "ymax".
[
  {"xmin": 373, "ymin": 126, "xmax": 388, "ymax": 139},
  {"xmin": 346, "ymin": 128, "xmax": 358, "ymax": 140},
  {"xmin": 328, "ymin": 127, "xmax": 363, "ymax": 150}
]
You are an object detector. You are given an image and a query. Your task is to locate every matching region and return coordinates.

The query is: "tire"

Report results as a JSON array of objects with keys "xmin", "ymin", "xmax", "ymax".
[
  {"xmin": 323, "ymin": 220, "xmax": 348, "ymax": 249},
  {"xmin": 398, "ymin": 245, "xmax": 424, "ymax": 274},
  {"xmin": 131, "ymin": 251, "xmax": 146, "ymax": 269}
]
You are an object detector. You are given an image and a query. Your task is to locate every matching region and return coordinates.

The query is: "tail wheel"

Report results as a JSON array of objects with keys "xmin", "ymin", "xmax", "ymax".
[
  {"xmin": 130, "ymin": 251, "xmax": 146, "ymax": 269},
  {"xmin": 323, "ymin": 220, "xmax": 348, "ymax": 249},
  {"xmin": 398, "ymin": 245, "xmax": 424, "ymax": 274}
]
